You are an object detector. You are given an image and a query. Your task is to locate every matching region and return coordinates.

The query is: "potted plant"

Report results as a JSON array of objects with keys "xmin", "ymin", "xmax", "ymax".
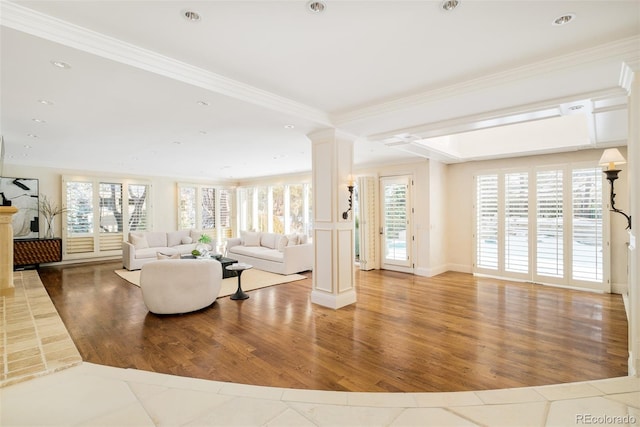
[{"xmin": 39, "ymin": 195, "xmax": 68, "ymax": 239}]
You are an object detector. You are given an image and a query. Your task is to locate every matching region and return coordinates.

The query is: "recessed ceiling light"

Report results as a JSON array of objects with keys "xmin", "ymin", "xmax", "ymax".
[
  {"xmin": 37, "ymin": 99, "xmax": 54, "ymax": 105},
  {"xmin": 199, "ymin": 130, "xmax": 207, "ymax": 135},
  {"xmin": 173, "ymin": 141, "xmax": 182, "ymax": 145},
  {"xmin": 307, "ymin": 1, "xmax": 326, "ymax": 14},
  {"xmin": 32, "ymin": 118, "xmax": 46, "ymax": 124},
  {"xmin": 26, "ymin": 134, "xmax": 38, "ymax": 138},
  {"xmin": 284, "ymin": 124, "xmax": 295, "ymax": 129},
  {"xmin": 197, "ymin": 100, "xmax": 209, "ymax": 107},
  {"xmin": 183, "ymin": 10, "xmax": 201, "ymax": 22},
  {"xmin": 24, "ymin": 144, "xmax": 32, "ymax": 149},
  {"xmin": 568, "ymin": 105, "xmax": 584, "ymax": 111},
  {"xmin": 441, "ymin": 0, "xmax": 459, "ymax": 11},
  {"xmin": 51, "ymin": 60, "xmax": 71, "ymax": 69},
  {"xmin": 552, "ymin": 14, "xmax": 575, "ymax": 26}
]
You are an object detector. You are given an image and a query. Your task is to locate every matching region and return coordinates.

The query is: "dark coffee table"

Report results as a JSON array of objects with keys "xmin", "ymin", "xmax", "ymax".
[
  {"xmin": 181, "ymin": 254, "xmax": 238, "ymax": 278},
  {"xmin": 218, "ymin": 257, "xmax": 239, "ymax": 279}
]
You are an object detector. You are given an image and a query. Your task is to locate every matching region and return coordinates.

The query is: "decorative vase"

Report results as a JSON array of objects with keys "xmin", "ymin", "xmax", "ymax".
[{"xmin": 45, "ymin": 218, "xmax": 55, "ymax": 239}]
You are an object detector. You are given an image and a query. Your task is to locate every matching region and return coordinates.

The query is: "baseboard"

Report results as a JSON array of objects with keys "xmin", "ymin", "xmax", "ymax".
[
  {"xmin": 611, "ymin": 282, "xmax": 628, "ymax": 295},
  {"xmin": 446, "ymin": 263, "xmax": 473, "ymax": 274},
  {"xmin": 415, "ymin": 265, "xmax": 448, "ymax": 277},
  {"xmin": 311, "ymin": 289, "xmax": 357, "ymax": 309}
]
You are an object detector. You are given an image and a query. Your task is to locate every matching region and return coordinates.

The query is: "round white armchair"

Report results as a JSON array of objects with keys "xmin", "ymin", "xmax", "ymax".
[{"xmin": 140, "ymin": 258, "xmax": 222, "ymax": 314}]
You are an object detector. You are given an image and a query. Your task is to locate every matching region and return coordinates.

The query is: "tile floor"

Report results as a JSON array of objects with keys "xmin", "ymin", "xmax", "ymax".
[
  {"xmin": 1, "ymin": 363, "xmax": 638, "ymax": 426},
  {"xmin": 0, "ymin": 270, "xmax": 82, "ymax": 387},
  {"xmin": 1, "ymin": 270, "xmax": 638, "ymax": 426}
]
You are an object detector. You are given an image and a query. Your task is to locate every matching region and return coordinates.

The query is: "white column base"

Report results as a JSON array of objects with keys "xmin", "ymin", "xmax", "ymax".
[{"xmin": 311, "ymin": 289, "xmax": 357, "ymax": 310}]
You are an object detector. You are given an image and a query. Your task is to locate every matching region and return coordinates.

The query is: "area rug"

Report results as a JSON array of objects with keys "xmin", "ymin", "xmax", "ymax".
[{"xmin": 114, "ymin": 268, "xmax": 306, "ymax": 298}]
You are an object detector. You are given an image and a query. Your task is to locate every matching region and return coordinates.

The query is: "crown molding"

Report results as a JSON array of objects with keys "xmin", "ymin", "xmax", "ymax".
[
  {"xmin": 334, "ymin": 36, "xmax": 640, "ymax": 126},
  {"xmin": 0, "ymin": 2, "xmax": 332, "ymax": 127},
  {"xmin": 620, "ymin": 62, "xmax": 637, "ymax": 94}
]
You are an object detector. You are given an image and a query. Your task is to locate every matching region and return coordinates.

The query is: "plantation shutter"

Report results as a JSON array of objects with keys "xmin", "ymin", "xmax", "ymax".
[
  {"xmin": 219, "ymin": 189, "xmax": 232, "ymax": 238},
  {"xmin": 504, "ymin": 172, "xmax": 529, "ymax": 274},
  {"xmin": 536, "ymin": 170, "xmax": 564, "ymax": 278},
  {"xmin": 476, "ymin": 174, "xmax": 499, "ymax": 270},
  {"xmin": 358, "ymin": 176, "xmax": 378, "ymax": 271},
  {"xmin": 98, "ymin": 182, "xmax": 124, "ymax": 251},
  {"xmin": 572, "ymin": 168, "xmax": 603, "ymax": 282}
]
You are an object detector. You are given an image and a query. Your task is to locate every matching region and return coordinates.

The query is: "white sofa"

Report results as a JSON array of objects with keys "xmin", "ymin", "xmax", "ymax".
[
  {"xmin": 226, "ymin": 231, "xmax": 313, "ymax": 275},
  {"xmin": 140, "ymin": 259, "xmax": 222, "ymax": 314},
  {"xmin": 122, "ymin": 229, "xmax": 216, "ymax": 271}
]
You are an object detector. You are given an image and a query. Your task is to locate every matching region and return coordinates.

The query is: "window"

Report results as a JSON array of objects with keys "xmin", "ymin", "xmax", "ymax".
[
  {"xmin": 178, "ymin": 186, "xmax": 196, "ymax": 229},
  {"xmin": 177, "ymin": 183, "xmax": 234, "ymax": 242},
  {"xmin": 272, "ymin": 186, "xmax": 285, "ymax": 234},
  {"xmin": 474, "ymin": 165, "xmax": 607, "ymax": 290},
  {"xmin": 64, "ymin": 177, "xmax": 151, "ymax": 258},
  {"xmin": 237, "ymin": 183, "xmax": 312, "ymax": 236},
  {"xmin": 127, "ymin": 184, "xmax": 149, "ymax": 232},
  {"xmin": 66, "ymin": 181, "xmax": 93, "ymax": 235},
  {"xmin": 201, "ymin": 187, "xmax": 215, "ymax": 230},
  {"xmin": 99, "ymin": 183, "xmax": 123, "ymax": 233},
  {"xmin": 219, "ymin": 189, "xmax": 232, "ymax": 238}
]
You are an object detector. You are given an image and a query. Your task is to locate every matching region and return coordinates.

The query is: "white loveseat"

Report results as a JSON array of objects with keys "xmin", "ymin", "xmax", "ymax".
[
  {"xmin": 226, "ymin": 231, "xmax": 312, "ymax": 275},
  {"xmin": 122, "ymin": 229, "xmax": 216, "ymax": 271}
]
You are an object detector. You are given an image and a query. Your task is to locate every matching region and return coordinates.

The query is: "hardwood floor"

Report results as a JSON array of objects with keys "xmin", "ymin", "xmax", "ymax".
[{"xmin": 38, "ymin": 261, "xmax": 629, "ymax": 392}]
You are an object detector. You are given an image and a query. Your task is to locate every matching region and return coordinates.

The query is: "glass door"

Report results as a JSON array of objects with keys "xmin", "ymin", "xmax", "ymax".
[{"xmin": 380, "ymin": 176, "xmax": 412, "ymax": 271}]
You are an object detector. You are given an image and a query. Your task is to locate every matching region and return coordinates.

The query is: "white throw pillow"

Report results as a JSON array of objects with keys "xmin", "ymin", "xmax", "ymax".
[
  {"xmin": 277, "ymin": 235, "xmax": 287, "ymax": 252},
  {"xmin": 181, "ymin": 236, "xmax": 193, "ymax": 244},
  {"xmin": 261, "ymin": 233, "xmax": 277, "ymax": 249},
  {"xmin": 157, "ymin": 252, "xmax": 180, "ymax": 260},
  {"xmin": 243, "ymin": 231, "xmax": 261, "ymax": 247},
  {"xmin": 286, "ymin": 233, "xmax": 299, "ymax": 246},
  {"xmin": 190, "ymin": 229, "xmax": 204, "ymax": 242},
  {"xmin": 131, "ymin": 234, "xmax": 149, "ymax": 249},
  {"xmin": 298, "ymin": 234, "xmax": 308, "ymax": 244}
]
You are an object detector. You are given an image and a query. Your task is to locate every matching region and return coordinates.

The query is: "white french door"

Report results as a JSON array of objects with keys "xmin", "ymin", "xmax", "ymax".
[{"xmin": 380, "ymin": 176, "xmax": 412, "ymax": 272}]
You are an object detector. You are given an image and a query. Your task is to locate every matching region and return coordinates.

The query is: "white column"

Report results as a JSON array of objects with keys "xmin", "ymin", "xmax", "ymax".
[
  {"xmin": 0, "ymin": 206, "xmax": 18, "ymax": 290},
  {"xmin": 309, "ymin": 129, "xmax": 356, "ymax": 309},
  {"xmin": 627, "ymin": 74, "xmax": 639, "ymax": 376}
]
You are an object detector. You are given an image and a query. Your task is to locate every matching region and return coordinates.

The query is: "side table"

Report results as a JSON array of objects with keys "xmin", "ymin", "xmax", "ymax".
[{"xmin": 225, "ymin": 263, "xmax": 252, "ymax": 300}]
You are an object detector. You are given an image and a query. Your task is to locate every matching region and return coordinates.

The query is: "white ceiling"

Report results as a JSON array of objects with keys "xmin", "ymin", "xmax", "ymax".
[{"xmin": 1, "ymin": 1, "xmax": 639, "ymax": 181}]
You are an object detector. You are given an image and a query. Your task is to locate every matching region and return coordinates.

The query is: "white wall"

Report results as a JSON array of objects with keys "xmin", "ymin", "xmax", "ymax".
[{"xmin": 446, "ymin": 148, "xmax": 630, "ymax": 290}]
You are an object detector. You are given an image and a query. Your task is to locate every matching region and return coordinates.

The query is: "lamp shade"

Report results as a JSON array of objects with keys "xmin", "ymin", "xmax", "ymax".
[{"xmin": 599, "ymin": 148, "xmax": 626, "ymax": 170}]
